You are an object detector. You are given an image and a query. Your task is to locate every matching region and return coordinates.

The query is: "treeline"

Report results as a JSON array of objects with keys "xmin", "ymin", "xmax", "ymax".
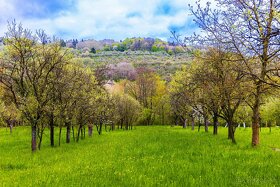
[
  {"xmin": 63, "ymin": 37, "xmax": 186, "ymax": 55},
  {"xmin": 104, "ymin": 37, "xmax": 185, "ymax": 55}
]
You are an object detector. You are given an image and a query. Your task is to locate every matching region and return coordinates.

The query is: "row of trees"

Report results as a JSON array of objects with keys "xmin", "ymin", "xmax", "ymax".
[
  {"xmin": 0, "ymin": 21, "xmax": 141, "ymax": 151},
  {"xmin": 103, "ymin": 37, "xmax": 185, "ymax": 55},
  {"xmin": 170, "ymin": 48, "xmax": 256, "ymax": 143},
  {"xmin": 175, "ymin": 0, "xmax": 280, "ymax": 146}
]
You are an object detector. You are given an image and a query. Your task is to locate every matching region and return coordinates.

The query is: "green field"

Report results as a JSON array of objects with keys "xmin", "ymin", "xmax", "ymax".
[{"xmin": 0, "ymin": 126, "xmax": 280, "ymax": 186}]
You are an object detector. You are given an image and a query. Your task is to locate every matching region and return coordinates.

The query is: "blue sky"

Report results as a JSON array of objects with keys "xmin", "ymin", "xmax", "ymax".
[{"xmin": 0, "ymin": 0, "xmax": 210, "ymax": 41}]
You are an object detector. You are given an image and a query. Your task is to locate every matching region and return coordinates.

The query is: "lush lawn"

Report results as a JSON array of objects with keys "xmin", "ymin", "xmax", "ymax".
[{"xmin": 0, "ymin": 126, "xmax": 279, "ymax": 186}]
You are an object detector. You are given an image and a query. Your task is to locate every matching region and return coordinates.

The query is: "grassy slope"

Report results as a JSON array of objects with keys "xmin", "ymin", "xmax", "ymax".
[
  {"xmin": 89, "ymin": 52, "xmax": 192, "ymax": 78},
  {"xmin": 0, "ymin": 126, "xmax": 279, "ymax": 186}
]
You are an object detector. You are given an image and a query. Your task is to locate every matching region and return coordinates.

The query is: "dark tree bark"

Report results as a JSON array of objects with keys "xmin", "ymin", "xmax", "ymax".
[
  {"xmin": 96, "ymin": 123, "xmax": 103, "ymax": 135},
  {"xmin": 88, "ymin": 125, "xmax": 93, "ymax": 137},
  {"xmin": 80, "ymin": 127, "xmax": 83, "ymax": 140},
  {"xmin": 183, "ymin": 118, "xmax": 187, "ymax": 129},
  {"xmin": 76, "ymin": 124, "xmax": 83, "ymax": 142},
  {"xmin": 5, "ymin": 119, "xmax": 14, "ymax": 134},
  {"xmin": 111, "ymin": 123, "xmax": 115, "ymax": 131},
  {"xmin": 252, "ymin": 87, "xmax": 261, "ymax": 146},
  {"xmin": 77, "ymin": 127, "xmax": 80, "ymax": 142},
  {"xmin": 50, "ymin": 114, "xmax": 54, "ymax": 147},
  {"xmin": 213, "ymin": 114, "xmax": 218, "ymax": 135},
  {"xmin": 66, "ymin": 123, "xmax": 71, "ymax": 143},
  {"xmin": 227, "ymin": 120, "xmax": 236, "ymax": 144},
  {"xmin": 50, "ymin": 125, "xmax": 54, "ymax": 147}
]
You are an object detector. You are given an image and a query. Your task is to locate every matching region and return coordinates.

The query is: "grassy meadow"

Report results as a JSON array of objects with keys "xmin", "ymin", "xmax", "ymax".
[{"xmin": 0, "ymin": 126, "xmax": 280, "ymax": 186}]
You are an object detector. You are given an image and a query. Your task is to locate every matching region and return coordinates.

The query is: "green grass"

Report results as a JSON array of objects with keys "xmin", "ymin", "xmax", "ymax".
[{"xmin": 0, "ymin": 126, "xmax": 280, "ymax": 186}]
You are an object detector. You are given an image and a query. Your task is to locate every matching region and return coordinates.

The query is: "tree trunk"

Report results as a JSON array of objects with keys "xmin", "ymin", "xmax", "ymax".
[
  {"xmin": 205, "ymin": 120, "xmax": 209, "ymax": 132},
  {"xmin": 88, "ymin": 125, "xmax": 93, "ymax": 137},
  {"xmin": 97, "ymin": 123, "xmax": 102, "ymax": 135},
  {"xmin": 77, "ymin": 125, "xmax": 82, "ymax": 142},
  {"xmin": 125, "ymin": 120, "xmax": 129, "ymax": 130},
  {"xmin": 191, "ymin": 116, "xmax": 195, "ymax": 131},
  {"xmin": 252, "ymin": 87, "xmax": 261, "ymax": 146},
  {"xmin": 9, "ymin": 124, "xmax": 13, "ymax": 134},
  {"xmin": 228, "ymin": 121, "xmax": 236, "ymax": 144},
  {"xmin": 50, "ymin": 115, "xmax": 54, "ymax": 147},
  {"xmin": 112, "ymin": 124, "xmax": 115, "ymax": 131},
  {"xmin": 204, "ymin": 116, "xmax": 209, "ymax": 132},
  {"xmin": 31, "ymin": 125, "xmax": 37, "ymax": 152},
  {"xmin": 9, "ymin": 121, "xmax": 13, "ymax": 134},
  {"xmin": 213, "ymin": 114, "xmax": 218, "ymax": 135},
  {"xmin": 66, "ymin": 124, "xmax": 71, "ymax": 143},
  {"xmin": 183, "ymin": 118, "xmax": 187, "ymax": 129},
  {"xmin": 80, "ymin": 127, "xmax": 83, "ymax": 139}
]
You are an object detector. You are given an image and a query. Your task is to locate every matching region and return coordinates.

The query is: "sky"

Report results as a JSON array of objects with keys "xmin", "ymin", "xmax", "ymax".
[{"xmin": 0, "ymin": 0, "xmax": 210, "ymax": 41}]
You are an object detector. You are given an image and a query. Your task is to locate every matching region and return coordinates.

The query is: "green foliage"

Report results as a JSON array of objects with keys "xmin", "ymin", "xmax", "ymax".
[
  {"xmin": 137, "ymin": 108, "xmax": 153, "ymax": 125},
  {"xmin": 261, "ymin": 97, "xmax": 280, "ymax": 126},
  {"xmin": 103, "ymin": 45, "xmax": 113, "ymax": 51},
  {"xmin": 113, "ymin": 93, "xmax": 142, "ymax": 128},
  {"xmin": 90, "ymin": 47, "xmax": 96, "ymax": 54},
  {"xmin": 60, "ymin": 39, "xmax": 66, "ymax": 47},
  {"xmin": 116, "ymin": 43, "xmax": 127, "ymax": 52}
]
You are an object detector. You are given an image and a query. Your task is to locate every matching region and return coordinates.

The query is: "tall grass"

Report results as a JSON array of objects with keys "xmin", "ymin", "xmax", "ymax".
[{"xmin": 0, "ymin": 126, "xmax": 279, "ymax": 186}]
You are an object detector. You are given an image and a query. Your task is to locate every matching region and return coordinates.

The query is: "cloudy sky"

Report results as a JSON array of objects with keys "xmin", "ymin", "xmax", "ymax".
[{"xmin": 0, "ymin": 0, "xmax": 210, "ymax": 41}]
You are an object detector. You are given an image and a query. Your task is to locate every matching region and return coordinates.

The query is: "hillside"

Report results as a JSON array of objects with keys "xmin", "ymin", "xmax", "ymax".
[{"xmin": 78, "ymin": 51, "xmax": 192, "ymax": 81}]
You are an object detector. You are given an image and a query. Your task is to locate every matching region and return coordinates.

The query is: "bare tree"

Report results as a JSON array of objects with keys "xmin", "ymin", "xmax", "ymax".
[{"xmin": 188, "ymin": 0, "xmax": 280, "ymax": 146}]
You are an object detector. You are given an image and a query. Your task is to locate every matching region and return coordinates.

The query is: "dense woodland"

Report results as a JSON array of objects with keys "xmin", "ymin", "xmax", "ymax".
[{"xmin": 0, "ymin": 0, "xmax": 280, "ymax": 152}]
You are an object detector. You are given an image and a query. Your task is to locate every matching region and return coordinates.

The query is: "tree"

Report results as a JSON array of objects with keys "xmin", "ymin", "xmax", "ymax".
[
  {"xmin": 261, "ymin": 94, "xmax": 280, "ymax": 131},
  {"xmin": 0, "ymin": 21, "xmax": 70, "ymax": 151},
  {"xmin": 0, "ymin": 95, "xmax": 20, "ymax": 134},
  {"xmin": 189, "ymin": 0, "xmax": 280, "ymax": 146},
  {"xmin": 125, "ymin": 68, "xmax": 166, "ymax": 125},
  {"xmin": 169, "ymin": 66, "xmax": 195, "ymax": 128},
  {"xmin": 113, "ymin": 93, "xmax": 141, "ymax": 130},
  {"xmin": 90, "ymin": 47, "xmax": 96, "ymax": 54},
  {"xmin": 60, "ymin": 39, "xmax": 66, "ymax": 47},
  {"xmin": 192, "ymin": 48, "xmax": 251, "ymax": 142}
]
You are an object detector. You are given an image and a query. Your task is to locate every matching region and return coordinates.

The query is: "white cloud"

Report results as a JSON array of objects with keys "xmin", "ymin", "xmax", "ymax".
[{"xmin": 0, "ymin": 0, "xmax": 214, "ymax": 40}]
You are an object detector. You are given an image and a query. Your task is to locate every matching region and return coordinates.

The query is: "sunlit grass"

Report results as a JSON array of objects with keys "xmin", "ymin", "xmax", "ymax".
[{"xmin": 0, "ymin": 126, "xmax": 279, "ymax": 186}]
